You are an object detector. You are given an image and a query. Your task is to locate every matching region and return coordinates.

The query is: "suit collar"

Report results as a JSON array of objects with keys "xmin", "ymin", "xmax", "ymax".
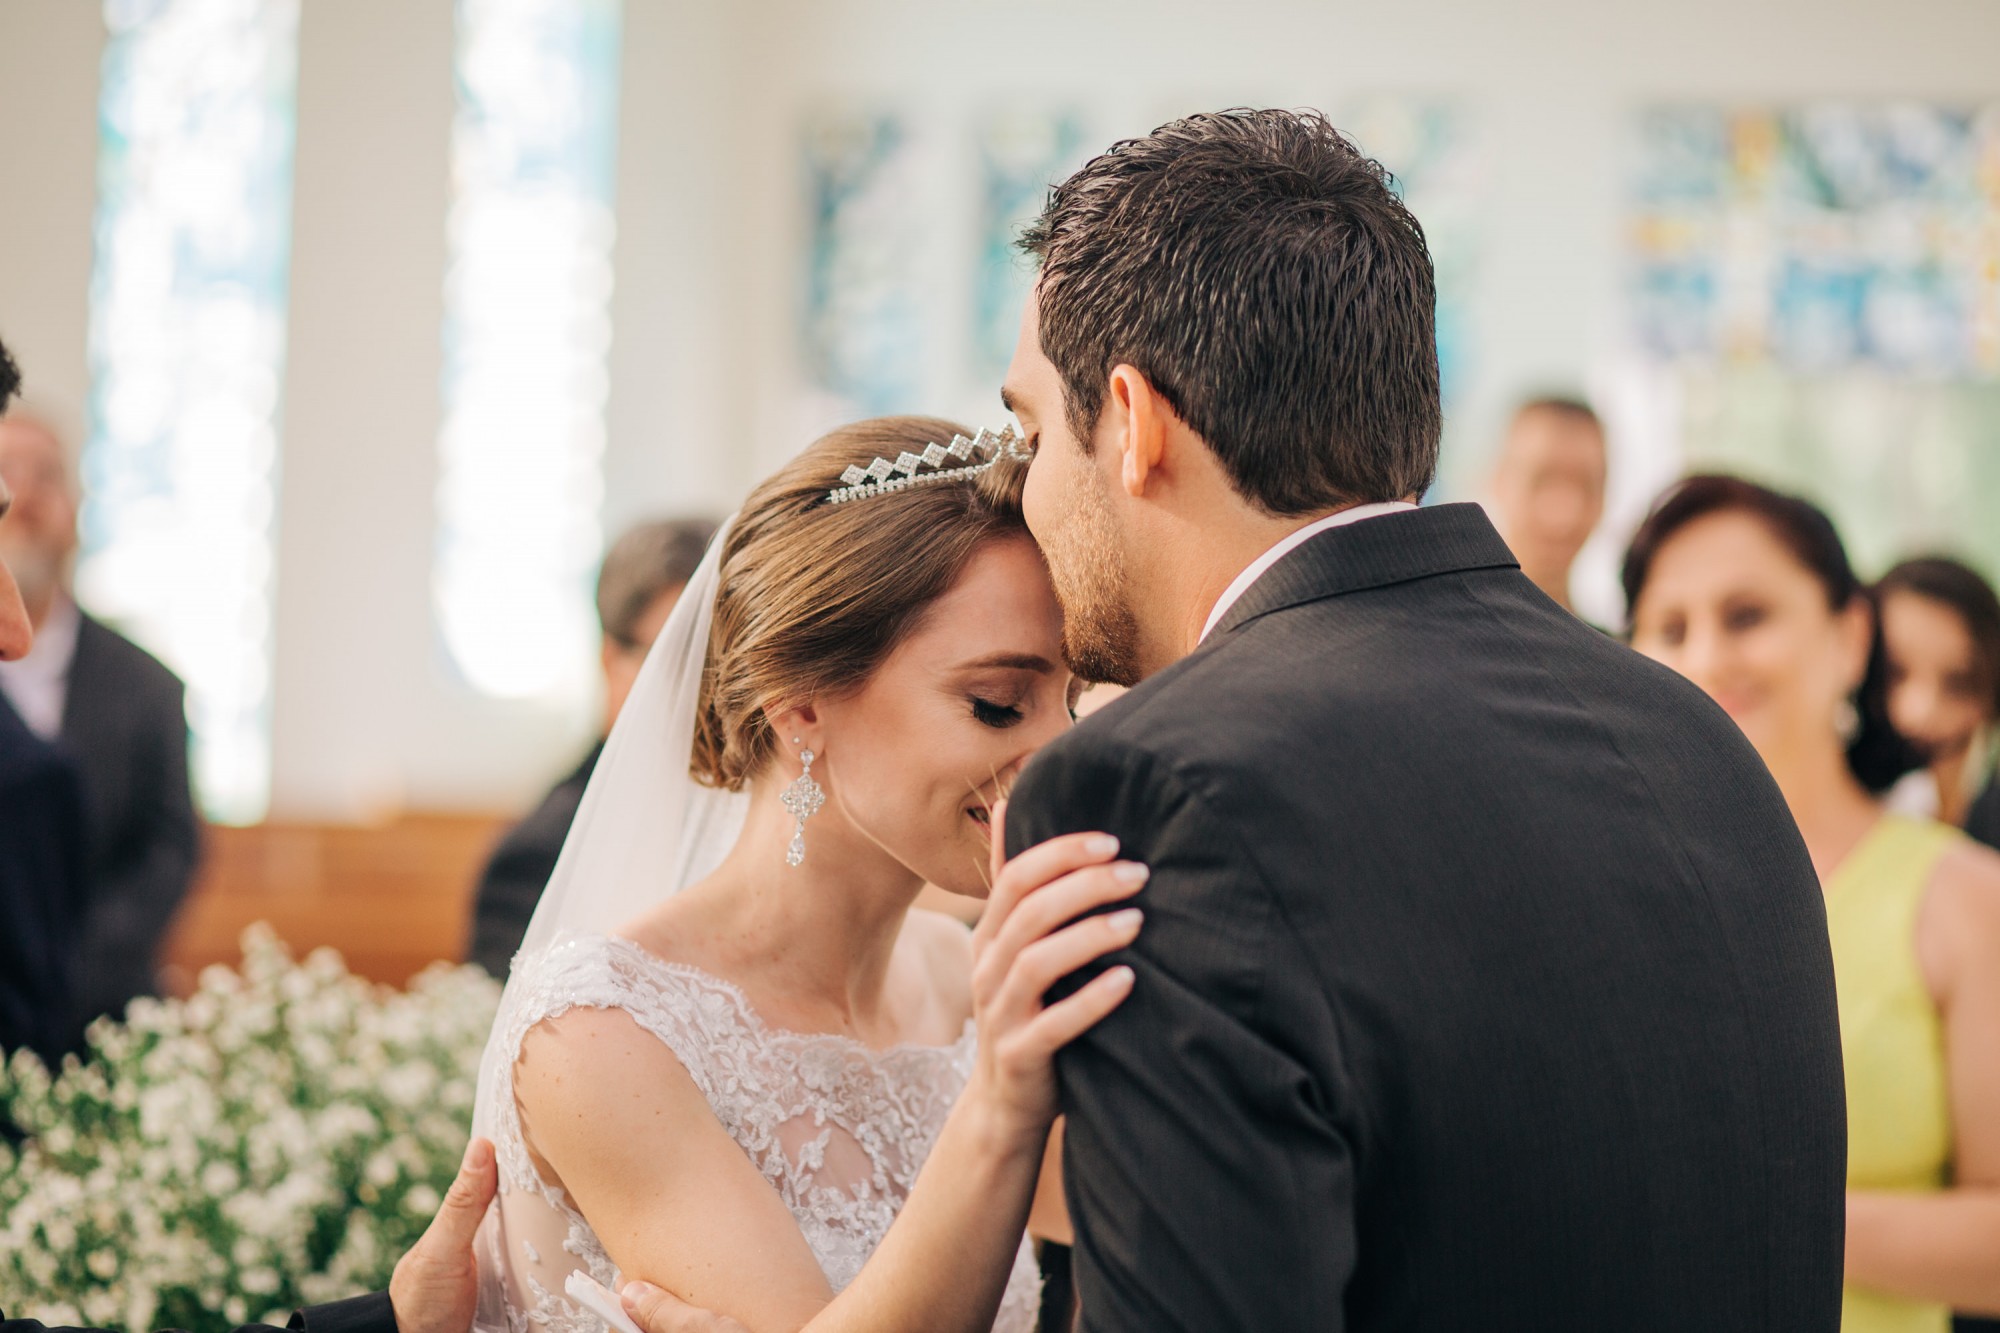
[{"xmin": 1207, "ymin": 502, "xmax": 1518, "ymax": 640}]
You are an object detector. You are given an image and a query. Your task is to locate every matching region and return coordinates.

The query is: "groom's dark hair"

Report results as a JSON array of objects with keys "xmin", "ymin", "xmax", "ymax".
[{"xmin": 1020, "ymin": 108, "xmax": 1441, "ymax": 514}]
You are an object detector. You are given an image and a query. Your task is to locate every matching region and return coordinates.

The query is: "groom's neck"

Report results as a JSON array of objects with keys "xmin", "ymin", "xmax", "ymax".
[{"xmin": 1129, "ymin": 502, "xmax": 1348, "ymax": 678}]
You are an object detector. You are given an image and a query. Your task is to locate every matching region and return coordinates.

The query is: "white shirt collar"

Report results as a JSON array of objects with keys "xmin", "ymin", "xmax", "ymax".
[
  {"xmin": 1198, "ymin": 501, "xmax": 1418, "ymax": 644},
  {"xmin": 0, "ymin": 592, "xmax": 82, "ymax": 739}
]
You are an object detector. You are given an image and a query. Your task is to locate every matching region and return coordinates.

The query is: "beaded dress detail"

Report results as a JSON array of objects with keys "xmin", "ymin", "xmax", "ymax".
[{"xmin": 478, "ymin": 933, "xmax": 1041, "ymax": 1333}]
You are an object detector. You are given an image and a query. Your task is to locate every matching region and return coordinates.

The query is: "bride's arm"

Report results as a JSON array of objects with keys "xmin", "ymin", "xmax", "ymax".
[
  {"xmin": 617, "ymin": 812, "xmax": 1142, "ymax": 1333},
  {"xmin": 514, "ymin": 1008, "xmax": 839, "ymax": 1329}
]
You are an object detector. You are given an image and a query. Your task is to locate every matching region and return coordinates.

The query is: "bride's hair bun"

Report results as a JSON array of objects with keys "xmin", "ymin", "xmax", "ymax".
[{"xmin": 691, "ymin": 416, "xmax": 1031, "ymax": 790}]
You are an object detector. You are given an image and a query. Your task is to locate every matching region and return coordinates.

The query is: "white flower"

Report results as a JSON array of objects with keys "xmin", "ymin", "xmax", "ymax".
[{"xmin": 0, "ymin": 925, "xmax": 500, "ymax": 1325}]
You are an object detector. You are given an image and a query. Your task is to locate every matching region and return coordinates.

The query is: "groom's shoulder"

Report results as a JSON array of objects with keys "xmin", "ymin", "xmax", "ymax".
[{"xmin": 1018, "ymin": 655, "xmax": 1260, "ymax": 810}]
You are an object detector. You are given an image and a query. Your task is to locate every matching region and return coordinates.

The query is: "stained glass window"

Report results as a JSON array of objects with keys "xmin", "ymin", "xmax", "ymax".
[
  {"xmin": 435, "ymin": 0, "xmax": 622, "ymax": 701},
  {"xmin": 971, "ymin": 110, "xmax": 1086, "ymax": 380},
  {"xmin": 1624, "ymin": 103, "xmax": 2000, "ymax": 587},
  {"xmin": 800, "ymin": 111, "xmax": 924, "ymax": 417},
  {"xmin": 80, "ymin": 0, "xmax": 301, "ymax": 824},
  {"xmin": 1631, "ymin": 103, "xmax": 2000, "ymax": 376}
]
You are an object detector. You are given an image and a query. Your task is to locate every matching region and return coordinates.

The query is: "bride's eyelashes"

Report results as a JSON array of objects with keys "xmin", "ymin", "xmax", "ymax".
[{"xmin": 971, "ymin": 696, "xmax": 1027, "ymax": 729}]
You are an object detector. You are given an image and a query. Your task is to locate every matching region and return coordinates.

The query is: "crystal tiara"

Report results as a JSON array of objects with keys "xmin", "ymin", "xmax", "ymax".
[{"xmin": 825, "ymin": 425, "xmax": 1031, "ymax": 505}]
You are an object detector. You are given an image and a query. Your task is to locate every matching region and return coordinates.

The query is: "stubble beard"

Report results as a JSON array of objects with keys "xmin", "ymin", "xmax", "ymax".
[{"xmin": 1046, "ymin": 471, "xmax": 1142, "ymax": 688}]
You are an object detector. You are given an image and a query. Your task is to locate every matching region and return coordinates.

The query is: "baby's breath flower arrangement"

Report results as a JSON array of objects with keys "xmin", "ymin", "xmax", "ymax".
[{"xmin": 0, "ymin": 926, "xmax": 500, "ymax": 1333}]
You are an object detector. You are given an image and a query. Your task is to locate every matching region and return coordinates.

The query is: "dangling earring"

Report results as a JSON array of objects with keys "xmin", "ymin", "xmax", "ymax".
[
  {"xmin": 1835, "ymin": 696, "xmax": 1862, "ymax": 744},
  {"xmin": 780, "ymin": 738, "xmax": 824, "ymax": 867}
]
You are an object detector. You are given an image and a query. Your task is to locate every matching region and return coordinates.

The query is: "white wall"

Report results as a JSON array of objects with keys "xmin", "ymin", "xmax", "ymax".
[
  {"xmin": 3, "ymin": 0, "xmax": 1997, "ymax": 817},
  {"xmin": 0, "ymin": 0, "xmax": 103, "ymax": 434}
]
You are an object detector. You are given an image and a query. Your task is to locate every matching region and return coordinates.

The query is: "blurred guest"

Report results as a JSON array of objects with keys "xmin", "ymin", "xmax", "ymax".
[
  {"xmin": 467, "ymin": 517, "xmax": 717, "ymax": 977},
  {"xmin": 0, "ymin": 340, "xmax": 88, "ymax": 1066},
  {"xmin": 1625, "ymin": 474, "xmax": 2000, "ymax": 1332},
  {"xmin": 0, "ymin": 681, "xmax": 85, "ymax": 1064},
  {"xmin": 0, "ymin": 412, "xmax": 199, "ymax": 1037},
  {"xmin": 1485, "ymin": 395, "xmax": 1607, "ymax": 617},
  {"xmin": 1877, "ymin": 557, "xmax": 2000, "ymax": 848}
]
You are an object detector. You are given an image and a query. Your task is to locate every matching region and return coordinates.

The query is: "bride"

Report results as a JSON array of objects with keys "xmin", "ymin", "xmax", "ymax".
[{"xmin": 469, "ymin": 417, "xmax": 1145, "ymax": 1333}]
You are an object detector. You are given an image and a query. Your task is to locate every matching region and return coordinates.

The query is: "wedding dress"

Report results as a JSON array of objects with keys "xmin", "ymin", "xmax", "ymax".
[{"xmin": 479, "ymin": 932, "xmax": 1042, "ymax": 1333}]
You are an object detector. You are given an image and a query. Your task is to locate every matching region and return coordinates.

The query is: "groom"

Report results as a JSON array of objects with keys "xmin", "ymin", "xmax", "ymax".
[{"xmin": 998, "ymin": 110, "xmax": 1846, "ymax": 1329}]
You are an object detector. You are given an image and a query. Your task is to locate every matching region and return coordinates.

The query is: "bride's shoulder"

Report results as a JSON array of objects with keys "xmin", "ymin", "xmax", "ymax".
[
  {"xmin": 901, "ymin": 908, "xmax": 975, "ymax": 1027},
  {"xmin": 510, "ymin": 999, "xmax": 723, "ymax": 1190},
  {"xmin": 507, "ymin": 933, "xmax": 747, "ymax": 1108}
]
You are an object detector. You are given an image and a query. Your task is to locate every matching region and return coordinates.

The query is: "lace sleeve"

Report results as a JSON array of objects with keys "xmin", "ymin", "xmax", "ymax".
[{"xmin": 474, "ymin": 933, "xmax": 724, "ymax": 1333}]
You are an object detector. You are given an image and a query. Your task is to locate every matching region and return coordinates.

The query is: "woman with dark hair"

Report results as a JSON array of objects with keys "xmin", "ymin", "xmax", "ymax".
[
  {"xmin": 1878, "ymin": 557, "xmax": 2000, "ymax": 851},
  {"xmin": 1624, "ymin": 474, "xmax": 2000, "ymax": 1333}
]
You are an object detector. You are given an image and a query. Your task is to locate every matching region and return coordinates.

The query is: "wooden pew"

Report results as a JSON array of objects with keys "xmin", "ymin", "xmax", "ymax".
[{"xmin": 160, "ymin": 812, "xmax": 509, "ymax": 991}]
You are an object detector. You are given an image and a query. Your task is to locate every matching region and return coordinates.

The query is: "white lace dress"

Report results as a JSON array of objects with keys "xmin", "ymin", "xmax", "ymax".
[{"xmin": 477, "ymin": 932, "xmax": 1042, "ymax": 1333}]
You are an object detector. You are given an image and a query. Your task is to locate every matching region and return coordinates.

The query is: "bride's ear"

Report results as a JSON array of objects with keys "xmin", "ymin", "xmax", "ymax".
[{"xmin": 765, "ymin": 702, "xmax": 823, "ymax": 767}]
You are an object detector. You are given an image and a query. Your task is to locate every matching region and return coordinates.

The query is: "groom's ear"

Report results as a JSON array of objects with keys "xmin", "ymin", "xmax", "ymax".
[{"xmin": 1106, "ymin": 364, "xmax": 1168, "ymax": 499}]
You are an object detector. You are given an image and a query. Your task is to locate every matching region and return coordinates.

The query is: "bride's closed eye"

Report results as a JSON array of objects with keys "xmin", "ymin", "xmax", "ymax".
[{"xmin": 971, "ymin": 696, "xmax": 1027, "ymax": 729}]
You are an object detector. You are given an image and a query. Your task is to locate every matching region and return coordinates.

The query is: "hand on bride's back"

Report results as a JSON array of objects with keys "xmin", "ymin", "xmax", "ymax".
[{"xmin": 966, "ymin": 801, "xmax": 1146, "ymax": 1136}]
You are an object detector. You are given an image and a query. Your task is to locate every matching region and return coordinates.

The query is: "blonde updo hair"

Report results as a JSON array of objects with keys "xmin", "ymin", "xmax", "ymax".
[{"xmin": 691, "ymin": 416, "xmax": 1032, "ymax": 790}]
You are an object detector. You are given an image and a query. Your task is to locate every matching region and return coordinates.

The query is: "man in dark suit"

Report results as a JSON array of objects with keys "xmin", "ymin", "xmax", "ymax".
[
  {"xmin": 0, "ymin": 694, "xmax": 86, "ymax": 1065},
  {"xmin": 998, "ymin": 110, "xmax": 1847, "ymax": 1330},
  {"xmin": 0, "ymin": 412, "xmax": 200, "ymax": 1040},
  {"xmin": 468, "ymin": 517, "xmax": 714, "ymax": 977},
  {"xmin": 0, "ymin": 340, "xmax": 89, "ymax": 1066}
]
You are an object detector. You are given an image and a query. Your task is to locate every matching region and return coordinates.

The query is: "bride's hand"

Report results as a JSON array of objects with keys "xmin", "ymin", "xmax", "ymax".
[{"xmin": 967, "ymin": 801, "xmax": 1145, "ymax": 1139}]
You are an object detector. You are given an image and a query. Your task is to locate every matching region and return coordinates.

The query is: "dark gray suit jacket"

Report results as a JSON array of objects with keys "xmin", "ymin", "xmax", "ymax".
[
  {"xmin": 61, "ymin": 613, "xmax": 201, "ymax": 1034},
  {"xmin": 0, "ymin": 698, "xmax": 87, "ymax": 1063},
  {"xmin": 1007, "ymin": 503, "xmax": 1846, "ymax": 1331}
]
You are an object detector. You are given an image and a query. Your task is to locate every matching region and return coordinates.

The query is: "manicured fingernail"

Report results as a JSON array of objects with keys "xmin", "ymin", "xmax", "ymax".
[
  {"xmin": 461, "ymin": 1140, "xmax": 479, "ymax": 1171},
  {"xmin": 1107, "ymin": 965, "xmax": 1136, "ymax": 987},
  {"xmin": 1108, "ymin": 908, "xmax": 1143, "ymax": 932},
  {"xmin": 1086, "ymin": 833, "xmax": 1120, "ymax": 857},
  {"xmin": 1112, "ymin": 861, "xmax": 1149, "ymax": 887},
  {"xmin": 621, "ymin": 1282, "xmax": 657, "ymax": 1305}
]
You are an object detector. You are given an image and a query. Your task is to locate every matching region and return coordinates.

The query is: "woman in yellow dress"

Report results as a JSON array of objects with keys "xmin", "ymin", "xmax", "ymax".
[{"xmin": 1623, "ymin": 475, "xmax": 2000, "ymax": 1332}]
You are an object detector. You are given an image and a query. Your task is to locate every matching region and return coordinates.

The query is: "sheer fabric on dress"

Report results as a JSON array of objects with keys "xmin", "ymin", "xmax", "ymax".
[{"xmin": 480, "ymin": 933, "xmax": 1041, "ymax": 1333}]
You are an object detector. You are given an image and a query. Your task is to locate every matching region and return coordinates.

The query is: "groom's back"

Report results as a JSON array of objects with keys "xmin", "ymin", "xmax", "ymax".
[{"xmin": 1012, "ymin": 504, "xmax": 1845, "ymax": 1331}]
